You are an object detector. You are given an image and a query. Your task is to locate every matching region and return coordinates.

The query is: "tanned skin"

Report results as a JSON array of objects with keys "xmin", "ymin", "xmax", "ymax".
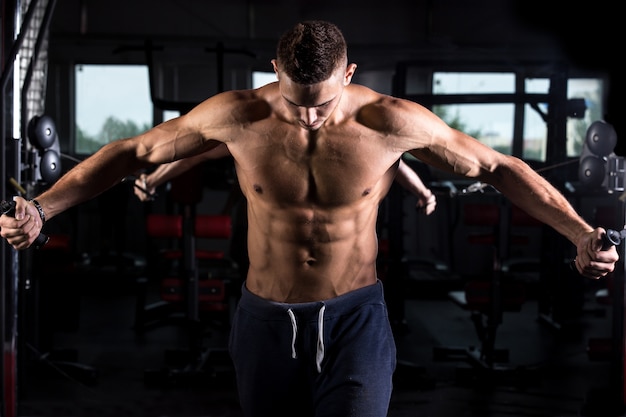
[
  {"xmin": 132, "ymin": 142, "xmax": 437, "ymax": 215},
  {"xmin": 0, "ymin": 59, "xmax": 617, "ymax": 302}
]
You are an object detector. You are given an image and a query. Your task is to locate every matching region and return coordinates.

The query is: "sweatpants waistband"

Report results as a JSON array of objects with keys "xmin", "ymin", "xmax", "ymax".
[{"xmin": 239, "ymin": 280, "xmax": 385, "ymax": 321}]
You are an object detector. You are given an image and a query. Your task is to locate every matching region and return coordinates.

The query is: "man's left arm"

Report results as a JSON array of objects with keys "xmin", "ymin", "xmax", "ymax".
[
  {"xmin": 394, "ymin": 159, "xmax": 437, "ymax": 215},
  {"xmin": 400, "ymin": 105, "xmax": 618, "ymax": 280},
  {"xmin": 486, "ymin": 155, "xmax": 618, "ymax": 279}
]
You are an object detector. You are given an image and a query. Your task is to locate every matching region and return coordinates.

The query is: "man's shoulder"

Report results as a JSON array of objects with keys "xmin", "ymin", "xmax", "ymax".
[
  {"xmin": 346, "ymin": 83, "xmax": 380, "ymax": 99},
  {"xmin": 346, "ymin": 84, "xmax": 408, "ymax": 109},
  {"xmin": 231, "ymin": 82, "xmax": 278, "ymax": 99},
  {"xmin": 196, "ymin": 86, "xmax": 275, "ymax": 119},
  {"xmin": 344, "ymin": 85, "xmax": 427, "ymax": 132}
]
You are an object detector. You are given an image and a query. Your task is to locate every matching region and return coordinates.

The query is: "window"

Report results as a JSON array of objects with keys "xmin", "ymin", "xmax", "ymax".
[
  {"xmin": 432, "ymin": 72, "xmax": 516, "ymax": 155},
  {"xmin": 433, "ymin": 72, "xmax": 515, "ymax": 95},
  {"xmin": 429, "ymin": 72, "xmax": 603, "ymax": 162},
  {"xmin": 163, "ymin": 110, "xmax": 180, "ymax": 122},
  {"xmin": 252, "ymin": 71, "xmax": 276, "ymax": 88},
  {"xmin": 523, "ymin": 77, "xmax": 604, "ymax": 160},
  {"xmin": 74, "ymin": 64, "xmax": 152, "ymax": 154},
  {"xmin": 523, "ymin": 78, "xmax": 549, "ymax": 161},
  {"xmin": 566, "ymin": 78, "xmax": 604, "ymax": 157}
]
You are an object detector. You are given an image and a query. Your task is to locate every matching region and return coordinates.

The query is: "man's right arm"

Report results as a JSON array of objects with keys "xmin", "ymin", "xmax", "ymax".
[{"xmin": 0, "ymin": 92, "xmax": 234, "ymax": 249}]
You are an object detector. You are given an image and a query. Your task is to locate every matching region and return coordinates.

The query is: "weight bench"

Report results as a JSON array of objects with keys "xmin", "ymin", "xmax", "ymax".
[
  {"xmin": 134, "ymin": 213, "xmax": 238, "ymax": 331},
  {"xmin": 437, "ymin": 279, "xmax": 526, "ymax": 366},
  {"xmin": 135, "ymin": 210, "xmax": 239, "ymax": 387},
  {"xmin": 433, "ymin": 200, "xmax": 541, "ymax": 383}
]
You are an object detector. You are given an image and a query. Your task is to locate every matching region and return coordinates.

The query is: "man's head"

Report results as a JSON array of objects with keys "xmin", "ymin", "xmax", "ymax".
[
  {"xmin": 275, "ymin": 20, "xmax": 348, "ymax": 85},
  {"xmin": 272, "ymin": 21, "xmax": 357, "ymax": 130}
]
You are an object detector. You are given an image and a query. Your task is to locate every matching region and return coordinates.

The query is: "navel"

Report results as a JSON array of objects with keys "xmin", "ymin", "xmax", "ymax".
[
  {"xmin": 362, "ymin": 188, "xmax": 371, "ymax": 196},
  {"xmin": 253, "ymin": 184, "xmax": 263, "ymax": 194}
]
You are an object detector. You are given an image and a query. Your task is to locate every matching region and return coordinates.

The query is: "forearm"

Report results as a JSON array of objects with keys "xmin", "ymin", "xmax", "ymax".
[
  {"xmin": 37, "ymin": 139, "xmax": 149, "ymax": 220},
  {"xmin": 394, "ymin": 159, "xmax": 437, "ymax": 215},
  {"xmin": 490, "ymin": 156, "xmax": 593, "ymax": 245},
  {"xmin": 145, "ymin": 152, "xmax": 208, "ymax": 189},
  {"xmin": 395, "ymin": 160, "xmax": 431, "ymax": 198}
]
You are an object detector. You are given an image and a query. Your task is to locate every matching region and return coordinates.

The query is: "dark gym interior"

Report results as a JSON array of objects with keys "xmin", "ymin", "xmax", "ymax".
[{"xmin": 1, "ymin": 1, "xmax": 625, "ymax": 416}]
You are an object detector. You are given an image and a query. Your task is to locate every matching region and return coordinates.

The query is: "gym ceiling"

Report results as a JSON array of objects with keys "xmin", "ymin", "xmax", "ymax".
[{"xmin": 45, "ymin": 0, "xmax": 622, "ymax": 141}]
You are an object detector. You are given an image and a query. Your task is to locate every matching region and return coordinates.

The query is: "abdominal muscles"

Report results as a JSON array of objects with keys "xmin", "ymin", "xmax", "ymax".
[{"xmin": 244, "ymin": 202, "xmax": 381, "ymax": 302}]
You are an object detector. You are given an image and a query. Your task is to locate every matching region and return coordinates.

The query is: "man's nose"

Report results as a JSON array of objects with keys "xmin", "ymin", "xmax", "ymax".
[{"xmin": 302, "ymin": 107, "xmax": 317, "ymax": 125}]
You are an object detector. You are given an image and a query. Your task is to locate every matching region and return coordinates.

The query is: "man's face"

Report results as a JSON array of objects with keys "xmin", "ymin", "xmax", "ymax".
[{"xmin": 273, "ymin": 61, "xmax": 356, "ymax": 131}]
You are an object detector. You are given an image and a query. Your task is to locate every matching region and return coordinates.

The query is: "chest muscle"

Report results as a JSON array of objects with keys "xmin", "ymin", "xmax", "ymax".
[{"xmin": 234, "ymin": 124, "xmax": 397, "ymax": 208}]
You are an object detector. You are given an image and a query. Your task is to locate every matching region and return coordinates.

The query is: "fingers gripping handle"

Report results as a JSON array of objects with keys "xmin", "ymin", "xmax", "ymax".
[
  {"xmin": 570, "ymin": 228, "xmax": 620, "ymax": 273},
  {"xmin": 1, "ymin": 200, "xmax": 49, "ymax": 249}
]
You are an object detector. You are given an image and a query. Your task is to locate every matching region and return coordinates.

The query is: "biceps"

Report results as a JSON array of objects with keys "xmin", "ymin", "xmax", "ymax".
[{"xmin": 408, "ymin": 134, "xmax": 500, "ymax": 179}]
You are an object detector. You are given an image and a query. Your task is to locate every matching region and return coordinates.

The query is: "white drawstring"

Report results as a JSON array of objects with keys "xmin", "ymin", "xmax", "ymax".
[
  {"xmin": 316, "ymin": 304, "xmax": 326, "ymax": 373},
  {"xmin": 287, "ymin": 304, "xmax": 326, "ymax": 373},
  {"xmin": 287, "ymin": 308, "xmax": 297, "ymax": 359}
]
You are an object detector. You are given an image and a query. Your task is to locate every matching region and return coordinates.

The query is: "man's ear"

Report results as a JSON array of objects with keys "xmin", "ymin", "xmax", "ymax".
[
  {"xmin": 271, "ymin": 59, "xmax": 279, "ymax": 77},
  {"xmin": 344, "ymin": 63, "xmax": 357, "ymax": 86}
]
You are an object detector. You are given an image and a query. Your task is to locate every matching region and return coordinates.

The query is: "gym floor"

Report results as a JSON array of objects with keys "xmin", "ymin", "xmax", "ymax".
[{"xmin": 14, "ymin": 259, "xmax": 624, "ymax": 417}]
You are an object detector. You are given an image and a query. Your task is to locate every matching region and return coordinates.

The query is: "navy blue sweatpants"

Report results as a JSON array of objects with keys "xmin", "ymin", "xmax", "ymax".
[{"xmin": 228, "ymin": 280, "xmax": 397, "ymax": 417}]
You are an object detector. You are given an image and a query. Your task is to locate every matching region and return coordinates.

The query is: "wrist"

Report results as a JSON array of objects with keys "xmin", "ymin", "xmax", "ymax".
[{"xmin": 30, "ymin": 199, "xmax": 46, "ymax": 225}]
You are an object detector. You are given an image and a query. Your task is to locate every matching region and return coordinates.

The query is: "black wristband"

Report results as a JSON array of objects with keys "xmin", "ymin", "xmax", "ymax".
[{"xmin": 30, "ymin": 199, "xmax": 46, "ymax": 224}]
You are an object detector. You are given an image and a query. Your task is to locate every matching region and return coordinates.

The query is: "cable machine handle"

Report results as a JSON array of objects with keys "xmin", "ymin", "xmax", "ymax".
[{"xmin": 602, "ymin": 228, "xmax": 622, "ymax": 250}]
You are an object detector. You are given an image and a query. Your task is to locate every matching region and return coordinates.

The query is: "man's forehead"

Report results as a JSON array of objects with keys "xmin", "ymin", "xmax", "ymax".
[
  {"xmin": 281, "ymin": 93, "xmax": 335, "ymax": 108},
  {"xmin": 280, "ymin": 81, "xmax": 338, "ymax": 107},
  {"xmin": 278, "ymin": 69, "xmax": 344, "ymax": 105}
]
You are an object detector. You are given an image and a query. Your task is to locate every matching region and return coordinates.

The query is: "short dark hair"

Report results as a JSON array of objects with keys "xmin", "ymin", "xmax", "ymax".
[{"xmin": 276, "ymin": 20, "xmax": 347, "ymax": 85}]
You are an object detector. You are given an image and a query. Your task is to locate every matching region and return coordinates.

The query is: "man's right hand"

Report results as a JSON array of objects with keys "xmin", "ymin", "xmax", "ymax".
[{"xmin": 0, "ymin": 197, "xmax": 43, "ymax": 250}]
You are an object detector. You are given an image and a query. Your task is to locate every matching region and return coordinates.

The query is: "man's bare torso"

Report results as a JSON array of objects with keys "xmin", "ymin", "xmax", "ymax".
[{"xmin": 220, "ymin": 83, "xmax": 402, "ymax": 302}]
